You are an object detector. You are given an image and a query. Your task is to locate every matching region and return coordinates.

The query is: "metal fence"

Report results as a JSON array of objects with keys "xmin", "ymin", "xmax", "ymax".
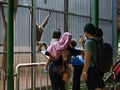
[
  {"xmin": 0, "ymin": 0, "xmax": 117, "ymax": 90},
  {"xmin": 0, "ymin": 62, "xmax": 51, "ymax": 90},
  {"xmin": 14, "ymin": 62, "xmax": 49, "ymax": 90}
]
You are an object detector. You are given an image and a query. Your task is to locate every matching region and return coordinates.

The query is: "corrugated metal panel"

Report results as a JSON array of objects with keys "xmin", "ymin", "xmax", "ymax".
[
  {"xmin": 69, "ymin": 0, "xmax": 90, "ymax": 16},
  {"xmin": 99, "ymin": 20, "xmax": 112, "ymax": 44},
  {"xmin": 68, "ymin": 15, "xmax": 90, "ymax": 47},
  {"xmin": 36, "ymin": 0, "xmax": 64, "ymax": 11},
  {"xmin": 0, "ymin": 1, "xmax": 115, "ymax": 89},
  {"xmin": 0, "ymin": 0, "xmax": 114, "ymax": 63},
  {"xmin": 99, "ymin": 0, "xmax": 112, "ymax": 20},
  {"xmin": 0, "ymin": 0, "xmax": 113, "ymax": 47},
  {"xmin": 18, "ymin": 0, "xmax": 31, "ymax": 5},
  {"xmin": 14, "ymin": 8, "xmax": 31, "ymax": 47}
]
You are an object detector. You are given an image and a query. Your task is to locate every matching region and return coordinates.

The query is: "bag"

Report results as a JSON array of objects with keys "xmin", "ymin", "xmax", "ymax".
[
  {"xmin": 110, "ymin": 60, "xmax": 120, "ymax": 82},
  {"xmin": 62, "ymin": 72, "xmax": 69, "ymax": 81},
  {"xmin": 62, "ymin": 66, "xmax": 71, "ymax": 81},
  {"xmin": 90, "ymin": 38, "xmax": 113, "ymax": 73},
  {"xmin": 70, "ymin": 55, "xmax": 84, "ymax": 66}
]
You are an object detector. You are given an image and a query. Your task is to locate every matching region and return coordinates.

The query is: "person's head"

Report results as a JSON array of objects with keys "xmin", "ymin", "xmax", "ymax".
[
  {"xmin": 95, "ymin": 28, "xmax": 103, "ymax": 42},
  {"xmin": 95, "ymin": 28, "xmax": 103, "ymax": 38},
  {"xmin": 84, "ymin": 23, "xmax": 96, "ymax": 39},
  {"xmin": 59, "ymin": 32, "xmax": 72, "ymax": 45},
  {"xmin": 47, "ymin": 32, "xmax": 72, "ymax": 59},
  {"xmin": 71, "ymin": 39, "xmax": 77, "ymax": 47},
  {"xmin": 41, "ymin": 42, "xmax": 48, "ymax": 50},
  {"xmin": 52, "ymin": 29, "xmax": 61, "ymax": 39}
]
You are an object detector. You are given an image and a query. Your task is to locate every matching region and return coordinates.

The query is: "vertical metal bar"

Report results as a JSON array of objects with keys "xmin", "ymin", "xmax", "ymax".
[
  {"xmin": 64, "ymin": 0, "xmax": 69, "ymax": 89},
  {"xmin": 1, "ymin": 70, "xmax": 5, "ymax": 90},
  {"xmin": 90, "ymin": 0, "xmax": 92, "ymax": 22},
  {"xmin": 31, "ymin": 0, "xmax": 36, "ymax": 62},
  {"xmin": 46, "ymin": 72, "xmax": 48, "ymax": 90},
  {"xmin": 40, "ymin": 68, "xmax": 42, "ymax": 90},
  {"xmin": 64, "ymin": 0, "xmax": 68, "ymax": 32},
  {"xmin": 112, "ymin": 0, "xmax": 117, "ymax": 58},
  {"xmin": 7, "ymin": 0, "xmax": 14, "ymax": 90},
  {"xmin": 16, "ymin": 70, "xmax": 19, "ymax": 90},
  {"xmin": 64, "ymin": 0, "xmax": 69, "ymax": 82},
  {"xmin": 31, "ymin": 0, "xmax": 36, "ymax": 90},
  {"xmin": 93, "ymin": 0, "xmax": 99, "ymax": 28},
  {"xmin": 31, "ymin": 1, "xmax": 34, "ymax": 89}
]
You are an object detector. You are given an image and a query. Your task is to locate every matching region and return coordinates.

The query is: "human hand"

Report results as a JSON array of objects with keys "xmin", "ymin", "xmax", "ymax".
[
  {"xmin": 44, "ymin": 66, "xmax": 48, "ymax": 73},
  {"xmin": 81, "ymin": 72, "xmax": 88, "ymax": 81},
  {"xmin": 79, "ymin": 36, "xmax": 85, "ymax": 44},
  {"xmin": 71, "ymin": 56, "xmax": 75, "ymax": 59}
]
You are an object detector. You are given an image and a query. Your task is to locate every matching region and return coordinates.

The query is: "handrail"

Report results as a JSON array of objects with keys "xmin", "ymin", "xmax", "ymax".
[
  {"xmin": 15, "ymin": 62, "xmax": 47, "ymax": 90},
  {"xmin": 15, "ymin": 62, "xmax": 46, "ymax": 74}
]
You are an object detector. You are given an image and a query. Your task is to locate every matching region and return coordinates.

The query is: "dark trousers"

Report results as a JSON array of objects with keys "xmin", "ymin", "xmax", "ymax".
[
  {"xmin": 86, "ymin": 67, "xmax": 105, "ymax": 90},
  {"xmin": 49, "ymin": 70, "xmax": 66, "ymax": 90},
  {"xmin": 72, "ymin": 65, "xmax": 83, "ymax": 90}
]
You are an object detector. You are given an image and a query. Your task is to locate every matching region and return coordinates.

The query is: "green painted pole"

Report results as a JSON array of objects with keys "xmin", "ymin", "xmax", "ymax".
[
  {"xmin": 93, "ymin": 0, "xmax": 99, "ymax": 28},
  {"xmin": 64, "ymin": 0, "xmax": 68, "ymax": 32},
  {"xmin": 7, "ymin": 0, "xmax": 14, "ymax": 90}
]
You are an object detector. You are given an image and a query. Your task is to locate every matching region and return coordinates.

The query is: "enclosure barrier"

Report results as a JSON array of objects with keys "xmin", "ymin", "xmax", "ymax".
[
  {"xmin": 14, "ymin": 62, "xmax": 49, "ymax": 90},
  {"xmin": 14, "ymin": 62, "xmax": 88, "ymax": 90}
]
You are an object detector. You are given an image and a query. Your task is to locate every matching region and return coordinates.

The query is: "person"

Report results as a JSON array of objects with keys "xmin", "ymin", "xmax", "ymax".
[
  {"xmin": 81, "ymin": 23, "xmax": 105, "ymax": 90},
  {"xmin": 69, "ymin": 39, "xmax": 84, "ymax": 90},
  {"xmin": 95, "ymin": 28, "xmax": 103, "ymax": 42},
  {"xmin": 45, "ymin": 32, "xmax": 72, "ymax": 69},
  {"xmin": 50, "ymin": 29, "xmax": 61, "ymax": 44},
  {"xmin": 45, "ymin": 32, "xmax": 72, "ymax": 90}
]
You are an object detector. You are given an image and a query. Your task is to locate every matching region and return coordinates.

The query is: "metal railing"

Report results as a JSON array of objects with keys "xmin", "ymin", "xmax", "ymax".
[
  {"xmin": 14, "ymin": 62, "xmax": 50, "ymax": 90},
  {"xmin": 0, "ymin": 57, "xmax": 120, "ymax": 90}
]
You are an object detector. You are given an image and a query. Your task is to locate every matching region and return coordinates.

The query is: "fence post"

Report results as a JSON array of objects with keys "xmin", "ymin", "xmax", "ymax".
[
  {"xmin": 93, "ymin": 0, "xmax": 99, "ymax": 28},
  {"xmin": 7, "ymin": 0, "xmax": 14, "ymax": 90}
]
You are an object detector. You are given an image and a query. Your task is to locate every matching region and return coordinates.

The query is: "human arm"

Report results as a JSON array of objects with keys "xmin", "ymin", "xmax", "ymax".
[
  {"xmin": 81, "ymin": 51, "xmax": 92, "ymax": 81},
  {"xmin": 79, "ymin": 35, "xmax": 85, "ymax": 48},
  {"xmin": 79, "ymin": 36, "xmax": 85, "ymax": 59},
  {"xmin": 81, "ymin": 40, "xmax": 93, "ymax": 81},
  {"xmin": 44, "ymin": 56, "xmax": 52, "ymax": 70},
  {"xmin": 44, "ymin": 51, "xmax": 52, "ymax": 70}
]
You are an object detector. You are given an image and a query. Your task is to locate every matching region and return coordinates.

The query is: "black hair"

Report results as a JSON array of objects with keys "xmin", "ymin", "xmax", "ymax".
[
  {"xmin": 96, "ymin": 28, "xmax": 103, "ymax": 42},
  {"xmin": 71, "ymin": 39, "xmax": 77, "ymax": 47},
  {"xmin": 52, "ymin": 29, "xmax": 61, "ymax": 39},
  {"xmin": 96, "ymin": 28, "xmax": 103, "ymax": 38},
  {"xmin": 84, "ymin": 23, "xmax": 96, "ymax": 35}
]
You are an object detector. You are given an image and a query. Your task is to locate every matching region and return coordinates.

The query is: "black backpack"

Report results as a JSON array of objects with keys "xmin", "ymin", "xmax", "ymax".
[{"xmin": 90, "ymin": 38, "xmax": 113, "ymax": 73}]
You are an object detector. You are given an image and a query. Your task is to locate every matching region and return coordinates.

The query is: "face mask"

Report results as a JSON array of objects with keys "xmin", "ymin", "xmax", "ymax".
[
  {"xmin": 84, "ymin": 33, "xmax": 88, "ymax": 40},
  {"xmin": 84, "ymin": 36, "xmax": 87, "ymax": 40}
]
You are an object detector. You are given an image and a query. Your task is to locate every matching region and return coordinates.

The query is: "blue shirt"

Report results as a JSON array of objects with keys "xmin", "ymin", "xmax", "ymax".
[{"xmin": 70, "ymin": 55, "xmax": 84, "ymax": 66}]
